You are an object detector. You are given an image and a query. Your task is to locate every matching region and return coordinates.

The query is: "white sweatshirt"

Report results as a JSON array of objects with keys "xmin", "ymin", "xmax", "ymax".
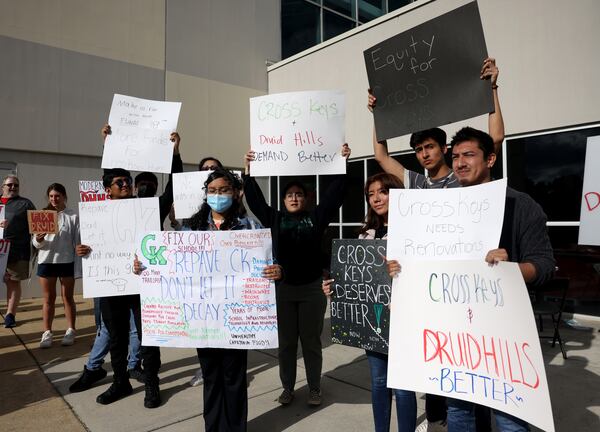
[{"xmin": 32, "ymin": 208, "xmax": 79, "ymax": 264}]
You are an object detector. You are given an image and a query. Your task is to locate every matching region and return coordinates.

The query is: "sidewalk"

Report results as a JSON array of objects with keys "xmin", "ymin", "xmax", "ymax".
[{"xmin": 1, "ymin": 295, "xmax": 599, "ymax": 431}]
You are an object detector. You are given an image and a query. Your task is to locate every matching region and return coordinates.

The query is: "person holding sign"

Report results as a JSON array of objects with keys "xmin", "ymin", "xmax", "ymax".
[
  {"xmin": 369, "ymin": 58, "xmax": 504, "ymax": 190},
  {"xmin": 1, "ymin": 175, "xmax": 35, "ymax": 328},
  {"xmin": 324, "ymin": 172, "xmax": 418, "ymax": 432},
  {"xmin": 243, "ymin": 144, "xmax": 351, "ymax": 406},
  {"xmin": 76, "ymin": 168, "xmax": 163, "ymax": 409},
  {"xmin": 33, "ymin": 184, "xmax": 79, "ymax": 348},
  {"xmin": 167, "ymin": 168, "xmax": 281, "ymax": 432}
]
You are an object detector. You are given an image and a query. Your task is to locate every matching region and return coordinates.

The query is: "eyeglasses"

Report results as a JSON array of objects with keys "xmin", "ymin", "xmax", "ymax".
[
  {"xmin": 200, "ymin": 165, "xmax": 219, "ymax": 171},
  {"xmin": 111, "ymin": 178, "xmax": 132, "ymax": 188},
  {"xmin": 2, "ymin": 183, "xmax": 19, "ymax": 188},
  {"xmin": 285, "ymin": 192, "xmax": 305, "ymax": 199},
  {"xmin": 207, "ymin": 187, "xmax": 233, "ymax": 195}
]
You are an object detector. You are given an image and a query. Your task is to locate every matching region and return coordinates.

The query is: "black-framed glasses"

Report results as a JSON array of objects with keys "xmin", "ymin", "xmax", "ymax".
[{"xmin": 111, "ymin": 178, "xmax": 132, "ymax": 188}]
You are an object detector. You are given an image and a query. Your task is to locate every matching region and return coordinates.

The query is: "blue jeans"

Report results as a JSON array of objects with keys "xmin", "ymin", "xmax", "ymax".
[
  {"xmin": 447, "ymin": 398, "xmax": 529, "ymax": 432},
  {"xmin": 87, "ymin": 300, "xmax": 140, "ymax": 371},
  {"xmin": 366, "ymin": 350, "xmax": 416, "ymax": 432}
]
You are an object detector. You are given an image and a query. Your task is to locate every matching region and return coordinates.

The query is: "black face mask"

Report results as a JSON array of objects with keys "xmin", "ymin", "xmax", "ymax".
[{"xmin": 137, "ymin": 183, "xmax": 157, "ymax": 198}]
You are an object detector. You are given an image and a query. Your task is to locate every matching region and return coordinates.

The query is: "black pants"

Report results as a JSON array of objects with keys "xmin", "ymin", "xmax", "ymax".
[
  {"xmin": 277, "ymin": 279, "xmax": 327, "ymax": 391},
  {"xmin": 197, "ymin": 348, "xmax": 248, "ymax": 432},
  {"xmin": 100, "ymin": 294, "xmax": 161, "ymax": 381}
]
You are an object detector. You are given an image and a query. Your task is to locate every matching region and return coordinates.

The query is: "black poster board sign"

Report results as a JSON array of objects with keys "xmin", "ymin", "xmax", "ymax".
[
  {"xmin": 364, "ymin": 1, "xmax": 493, "ymax": 141},
  {"xmin": 330, "ymin": 239, "xmax": 391, "ymax": 354}
]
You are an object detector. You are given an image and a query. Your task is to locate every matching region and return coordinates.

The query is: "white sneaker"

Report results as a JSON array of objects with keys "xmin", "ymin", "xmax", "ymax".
[
  {"xmin": 189, "ymin": 368, "xmax": 203, "ymax": 386},
  {"xmin": 61, "ymin": 328, "xmax": 76, "ymax": 346},
  {"xmin": 40, "ymin": 330, "xmax": 53, "ymax": 348}
]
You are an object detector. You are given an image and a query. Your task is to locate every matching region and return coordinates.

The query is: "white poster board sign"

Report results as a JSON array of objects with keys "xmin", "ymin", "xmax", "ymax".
[
  {"xmin": 79, "ymin": 198, "xmax": 160, "ymax": 298},
  {"xmin": 101, "ymin": 94, "xmax": 181, "ymax": 173},
  {"xmin": 79, "ymin": 180, "xmax": 108, "ymax": 202},
  {"xmin": 173, "ymin": 170, "xmax": 243, "ymax": 219},
  {"xmin": 0, "ymin": 205, "xmax": 4, "ymax": 238},
  {"xmin": 250, "ymin": 90, "xmax": 346, "ymax": 176},
  {"xmin": 138, "ymin": 229, "xmax": 278, "ymax": 349},
  {"xmin": 578, "ymin": 136, "xmax": 600, "ymax": 245},
  {"xmin": 0, "ymin": 239, "xmax": 9, "ymax": 299},
  {"xmin": 387, "ymin": 178, "xmax": 507, "ymax": 261},
  {"xmin": 388, "ymin": 260, "xmax": 554, "ymax": 432}
]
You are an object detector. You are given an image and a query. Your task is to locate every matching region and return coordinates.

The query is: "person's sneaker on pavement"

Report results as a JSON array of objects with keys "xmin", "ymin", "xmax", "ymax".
[
  {"xmin": 128, "ymin": 363, "xmax": 145, "ymax": 383},
  {"xmin": 4, "ymin": 313, "xmax": 16, "ymax": 328},
  {"xmin": 277, "ymin": 388, "xmax": 294, "ymax": 405},
  {"xmin": 39, "ymin": 330, "xmax": 53, "ymax": 349},
  {"xmin": 69, "ymin": 366, "xmax": 108, "ymax": 393},
  {"xmin": 96, "ymin": 380, "xmax": 133, "ymax": 405},
  {"xmin": 61, "ymin": 328, "xmax": 76, "ymax": 346},
  {"xmin": 189, "ymin": 368, "xmax": 203, "ymax": 387},
  {"xmin": 307, "ymin": 388, "xmax": 322, "ymax": 406},
  {"xmin": 144, "ymin": 376, "xmax": 161, "ymax": 408}
]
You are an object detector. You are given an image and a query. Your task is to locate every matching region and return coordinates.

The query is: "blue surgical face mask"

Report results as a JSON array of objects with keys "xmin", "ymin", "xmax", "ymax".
[{"xmin": 207, "ymin": 194, "xmax": 233, "ymax": 213}]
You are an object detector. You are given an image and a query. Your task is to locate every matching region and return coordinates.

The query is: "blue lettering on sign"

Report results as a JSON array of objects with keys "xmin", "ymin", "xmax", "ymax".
[
  {"xmin": 437, "ymin": 368, "xmax": 521, "ymax": 407},
  {"xmin": 183, "ymin": 302, "xmax": 220, "ymax": 321}
]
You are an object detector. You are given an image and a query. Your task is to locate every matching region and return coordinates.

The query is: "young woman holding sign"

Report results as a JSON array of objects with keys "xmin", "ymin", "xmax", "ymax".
[
  {"xmin": 323, "ymin": 172, "xmax": 417, "ymax": 432},
  {"xmin": 243, "ymin": 144, "xmax": 350, "ymax": 407},
  {"xmin": 32, "ymin": 183, "xmax": 80, "ymax": 348},
  {"xmin": 136, "ymin": 168, "xmax": 281, "ymax": 432}
]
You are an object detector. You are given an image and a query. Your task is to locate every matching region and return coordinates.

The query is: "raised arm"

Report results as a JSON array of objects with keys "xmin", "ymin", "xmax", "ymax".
[
  {"xmin": 481, "ymin": 57, "xmax": 505, "ymax": 155},
  {"xmin": 314, "ymin": 144, "xmax": 351, "ymax": 228},
  {"xmin": 158, "ymin": 132, "xmax": 183, "ymax": 223},
  {"xmin": 368, "ymin": 90, "xmax": 407, "ymax": 185}
]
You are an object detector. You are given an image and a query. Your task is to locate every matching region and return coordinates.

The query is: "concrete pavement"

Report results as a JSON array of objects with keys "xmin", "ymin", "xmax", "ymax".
[{"xmin": 1, "ymin": 295, "xmax": 599, "ymax": 431}]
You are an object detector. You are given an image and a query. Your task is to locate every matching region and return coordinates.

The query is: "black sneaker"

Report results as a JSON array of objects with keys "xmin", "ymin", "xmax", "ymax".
[
  {"xmin": 96, "ymin": 380, "xmax": 133, "ymax": 405},
  {"xmin": 4, "ymin": 313, "xmax": 16, "ymax": 328},
  {"xmin": 69, "ymin": 366, "xmax": 108, "ymax": 393},
  {"xmin": 307, "ymin": 388, "xmax": 322, "ymax": 406},
  {"xmin": 144, "ymin": 377, "xmax": 161, "ymax": 409},
  {"xmin": 128, "ymin": 364, "xmax": 145, "ymax": 383}
]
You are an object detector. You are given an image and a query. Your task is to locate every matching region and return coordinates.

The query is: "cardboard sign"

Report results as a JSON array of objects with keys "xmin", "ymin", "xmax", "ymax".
[
  {"xmin": 330, "ymin": 239, "xmax": 391, "ymax": 354},
  {"xmin": 101, "ymin": 94, "xmax": 182, "ymax": 173},
  {"xmin": 27, "ymin": 210, "xmax": 58, "ymax": 234},
  {"xmin": 387, "ymin": 178, "xmax": 507, "ymax": 261},
  {"xmin": 79, "ymin": 180, "xmax": 108, "ymax": 202},
  {"xmin": 387, "ymin": 260, "xmax": 554, "ymax": 432},
  {"xmin": 578, "ymin": 136, "xmax": 600, "ymax": 245},
  {"xmin": 138, "ymin": 229, "xmax": 278, "ymax": 349},
  {"xmin": 79, "ymin": 198, "xmax": 160, "ymax": 298},
  {"xmin": 250, "ymin": 90, "xmax": 346, "ymax": 176},
  {"xmin": 364, "ymin": 1, "xmax": 493, "ymax": 141}
]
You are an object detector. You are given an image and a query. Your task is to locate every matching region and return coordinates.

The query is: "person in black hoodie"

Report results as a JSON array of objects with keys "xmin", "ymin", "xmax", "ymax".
[{"xmin": 242, "ymin": 144, "xmax": 350, "ymax": 406}]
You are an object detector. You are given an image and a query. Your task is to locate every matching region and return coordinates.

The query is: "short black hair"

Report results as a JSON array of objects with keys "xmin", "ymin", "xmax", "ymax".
[
  {"xmin": 134, "ymin": 171, "xmax": 158, "ymax": 187},
  {"xmin": 409, "ymin": 128, "xmax": 447, "ymax": 149},
  {"xmin": 198, "ymin": 157, "xmax": 224, "ymax": 171},
  {"xmin": 450, "ymin": 127, "xmax": 494, "ymax": 158},
  {"xmin": 282, "ymin": 180, "xmax": 307, "ymax": 198},
  {"xmin": 204, "ymin": 167, "xmax": 243, "ymax": 191},
  {"xmin": 102, "ymin": 168, "xmax": 132, "ymax": 188}
]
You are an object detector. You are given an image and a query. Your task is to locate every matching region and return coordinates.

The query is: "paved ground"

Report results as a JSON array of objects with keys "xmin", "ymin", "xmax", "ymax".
[{"xmin": 1, "ymin": 295, "xmax": 599, "ymax": 431}]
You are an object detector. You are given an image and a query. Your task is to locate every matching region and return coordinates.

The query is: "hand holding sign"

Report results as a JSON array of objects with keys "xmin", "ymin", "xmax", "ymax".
[{"xmin": 27, "ymin": 210, "xmax": 58, "ymax": 234}]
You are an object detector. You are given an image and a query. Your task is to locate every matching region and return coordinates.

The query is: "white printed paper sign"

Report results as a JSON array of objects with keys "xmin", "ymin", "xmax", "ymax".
[
  {"xmin": 79, "ymin": 180, "xmax": 108, "ymax": 202},
  {"xmin": 79, "ymin": 198, "xmax": 160, "ymax": 298},
  {"xmin": 387, "ymin": 178, "xmax": 507, "ymax": 261},
  {"xmin": 387, "ymin": 260, "xmax": 554, "ymax": 432},
  {"xmin": 250, "ymin": 90, "xmax": 346, "ymax": 176},
  {"xmin": 138, "ymin": 229, "xmax": 278, "ymax": 349},
  {"xmin": 578, "ymin": 136, "xmax": 600, "ymax": 245},
  {"xmin": 101, "ymin": 94, "xmax": 181, "ymax": 173}
]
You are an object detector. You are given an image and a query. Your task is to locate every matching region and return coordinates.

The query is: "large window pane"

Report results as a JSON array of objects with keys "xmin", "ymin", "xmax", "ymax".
[
  {"xmin": 388, "ymin": 0, "xmax": 412, "ymax": 13},
  {"xmin": 282, "ymin": 0, "xmax": 321, "ymax": 59},
  {"xmin": 319, "ymin": 174, "xmax": 340, "ymax": 222},
  {"xmin": 359, "ymin": 0, "xmax": 385, "ymax": 23},
  {"xmin": 343, "ymin": 225, "xmax": 361, "ymax": 239},
  {"xmin": 506, "ymin": 126, "xmax": 600, "ymax": 221},
  {"xmin": 323, "ymin": 0, "xmax": 355, "ymax": 18},
  {"xmin": 323, "ymin": 9, "xmax": 355, "ymax": 41},
  {"xmin": 323, "ymin": 226, "xmax": 341, "ymax": 273},
  {"xmin": 342, "ymin": 160, "xmax": 366, "ymax": 223}
]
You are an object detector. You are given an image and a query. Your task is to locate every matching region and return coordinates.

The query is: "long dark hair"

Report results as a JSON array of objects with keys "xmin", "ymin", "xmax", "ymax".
[
  {"xmin": 358, "ymin": 173, "xmax": 403, "ymax": 235},
  {"xmin": 186, "ymin": 168, "xmax": 243, "ymax": 231},
  {"xmin": 44, "ymin": 183, "xmax": 67, "ymax": 210}
]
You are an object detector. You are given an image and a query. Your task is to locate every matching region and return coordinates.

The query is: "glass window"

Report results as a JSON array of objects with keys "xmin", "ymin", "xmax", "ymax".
[
  {"xmin": 323, "ymin": 9, "xmax": 355, "ymax": 41},
  {"xmin": 387, "ymin": 0, "xmax": 412, "ymax": 13},
  {"xmin": 323, "ymin": 0, "xmax": 355, "ymax": 18},
  {"xmin": 506, "ymin": 126, "xmax": 600, "ymax": 221},
  {"xmin": 319, "ymin": 174, "xmax": 341, "ymax": 222},
  {"xmin": 358, "ymin": 0, "xmax": 385, "ymax": 23},
  {"xmin": 282, "ymin": 0, "xmax": 321, "ymax": 59},
  {"xmin": 323, "ymin": 226, "xmax": 341, "ymax": 273},
  {"xmin": 342, "ymin": 160, "xmax": 366, "ymax": 223},
  {"xmin": 343, "ymin": 225, "xmax": 362, "ymax": 239}
]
